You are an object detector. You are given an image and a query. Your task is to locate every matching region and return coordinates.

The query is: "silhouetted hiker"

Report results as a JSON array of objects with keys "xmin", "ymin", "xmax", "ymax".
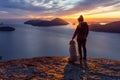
[{"xmin": 72, "ymin": 15, "xmax": 89, "ymax": 61}]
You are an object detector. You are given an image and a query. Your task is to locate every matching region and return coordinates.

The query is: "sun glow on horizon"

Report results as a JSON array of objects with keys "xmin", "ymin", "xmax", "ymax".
[
  {"xmin": 27, "ymin": 15, "xmax": 55, "ymax": 19},
  {"xmin": 99, "ymin": 23, "xmax": 107, "ymax": 25},
  {"xmin": 68, "ymin": 4, "xmax": 120, "ymax": 20}
]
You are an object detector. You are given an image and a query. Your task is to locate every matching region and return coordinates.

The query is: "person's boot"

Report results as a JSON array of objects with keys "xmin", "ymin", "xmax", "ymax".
[
  {"xmin": 68, "ymin": 60, "xmax": 75, "ymax": 65},
  {"xmin": 83, "ymin": 57, "xmax": 87, "ymax": 60},
  {"xmin": 79, "ymin": 59, "xmax": 83, "ymax": 68}
]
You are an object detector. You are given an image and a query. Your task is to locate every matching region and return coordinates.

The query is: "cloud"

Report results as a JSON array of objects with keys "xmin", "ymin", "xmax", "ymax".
[
  {"xmin": 0, "ymin": 0, "xmax": 120, "ymax": 18},
  {"xmin": 69, "ymin": 0, "xmax": 120, "ymax": 13},
  {"xmin": 0, "ymin": 0, "xmax": 80, "ymax": 11}
]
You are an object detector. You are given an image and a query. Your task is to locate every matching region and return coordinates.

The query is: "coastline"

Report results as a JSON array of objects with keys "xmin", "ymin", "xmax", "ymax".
[{"xmin": 0, "ymin": 57, "xmax": 120, "ymax": 80}]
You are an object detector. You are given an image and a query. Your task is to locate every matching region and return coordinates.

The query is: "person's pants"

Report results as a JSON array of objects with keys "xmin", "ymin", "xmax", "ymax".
[{"xmin": 77, "ymin": 39, "xmax": 87, "ymax": 60}]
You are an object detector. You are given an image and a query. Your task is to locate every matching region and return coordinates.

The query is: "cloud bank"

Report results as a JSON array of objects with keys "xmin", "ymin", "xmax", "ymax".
[{"xmin": 0, "ymin": 0, "xmax": 120, "ymax": 18}]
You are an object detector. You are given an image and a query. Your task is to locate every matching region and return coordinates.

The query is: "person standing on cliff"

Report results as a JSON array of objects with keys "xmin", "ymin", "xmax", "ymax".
[{"xmin": 72, "ymin": 15, "xmax": 89, "ymax": 61}]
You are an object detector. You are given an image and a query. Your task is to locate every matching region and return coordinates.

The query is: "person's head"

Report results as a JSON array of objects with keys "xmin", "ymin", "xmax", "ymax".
[{"xmin": 78, "ymin": 15, "xmax": 84, "ymax": 22}]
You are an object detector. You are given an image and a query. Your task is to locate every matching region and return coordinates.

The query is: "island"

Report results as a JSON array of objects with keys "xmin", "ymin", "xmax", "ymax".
[
  {"xmin": 0, "ymin": 57, "xmax": 120, "ymax": 79},
  {"xmin": 0, "ymin": 26, "xmax": 15, "ymax": 31},
  {"xmin": 90, "ymin": 21, "xmax": 120, "ymax": 33},
  {"xmin": 24, "ymin": 18, "xmax": 69, "ymax": 26}
]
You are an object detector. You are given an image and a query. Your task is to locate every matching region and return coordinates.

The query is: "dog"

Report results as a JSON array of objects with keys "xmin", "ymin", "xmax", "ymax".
[{"xmin": 68, "ymin": 40, "xmax": 77, "ymax": 63}]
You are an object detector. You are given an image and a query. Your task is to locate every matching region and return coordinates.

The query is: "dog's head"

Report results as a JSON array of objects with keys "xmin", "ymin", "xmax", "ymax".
[{"xmin": 69, "ymin": 40, "xmax": 76, "ymax": 45}]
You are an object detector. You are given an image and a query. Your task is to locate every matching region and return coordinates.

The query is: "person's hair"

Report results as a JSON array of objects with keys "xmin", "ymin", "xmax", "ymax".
[{"xmin": 78, "ymin": 15, "xmax": 84, "ymax": 22}]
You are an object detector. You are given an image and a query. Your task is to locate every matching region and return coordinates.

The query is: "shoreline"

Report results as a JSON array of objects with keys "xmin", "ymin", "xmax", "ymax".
[{"xmin": 0, "ymin": 57, "xmax": 120, "ymax": 80}]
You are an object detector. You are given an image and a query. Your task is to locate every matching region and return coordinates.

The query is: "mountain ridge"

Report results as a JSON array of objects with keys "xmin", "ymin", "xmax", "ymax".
[
  {"xmin": 90, "ymin": 21, "xmax": 120, "ymax": 33},
  {"xmin": 24, "ymin": 18, "xmax": 69, "ymax": 26}
]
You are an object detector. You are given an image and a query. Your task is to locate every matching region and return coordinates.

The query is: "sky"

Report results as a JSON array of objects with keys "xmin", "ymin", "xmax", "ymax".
[{"xmin": 0, "ymin": 0, "xmax": 120, "ymax": 22}]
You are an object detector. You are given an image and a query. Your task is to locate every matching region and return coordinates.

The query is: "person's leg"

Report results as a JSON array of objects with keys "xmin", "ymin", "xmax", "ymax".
[
  {"xmin": 81, "ymin": 39, "xmax": 87, "ymax": 60},
  {"xmin": 77, "ymin": 40, "xmax": 82, "ymax": 60}
]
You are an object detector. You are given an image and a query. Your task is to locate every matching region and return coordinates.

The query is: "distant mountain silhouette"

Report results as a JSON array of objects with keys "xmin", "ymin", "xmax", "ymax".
[
  {"xmin": 90, "ymin": 21, "xmax": 120, "ymax": 33},
  {"xmin": 0, "ymin": 26, "xmax": 15, "ymax": 31},
  {"xmin": 24, "ymin": 18, "xmax": 69, "ymax": 26}
]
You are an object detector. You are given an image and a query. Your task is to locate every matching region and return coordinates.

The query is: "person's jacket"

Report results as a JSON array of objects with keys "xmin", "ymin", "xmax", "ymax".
[{"xmin": 72, "ymin": 22, "xmax": 89, "ymax": 40}]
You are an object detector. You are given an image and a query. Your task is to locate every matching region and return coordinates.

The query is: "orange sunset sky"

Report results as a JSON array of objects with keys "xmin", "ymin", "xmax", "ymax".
[{"xmin": 0, "ymin": 0, "xmax": 120, "ymax": 23}]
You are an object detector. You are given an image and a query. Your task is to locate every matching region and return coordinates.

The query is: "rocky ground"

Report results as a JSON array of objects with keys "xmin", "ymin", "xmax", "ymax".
[{"xmin": 0, "ymin": 57, "xmax": 120, "ymax": 80}]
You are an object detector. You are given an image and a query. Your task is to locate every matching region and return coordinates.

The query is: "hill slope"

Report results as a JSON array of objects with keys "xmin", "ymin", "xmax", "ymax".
[
  {"xmin": 0, "ymin": 57, "xmax": 120, "ymax": 80},
  {"xmin": 90, "ymin": 21, "xmax": 120, "ymax": 33}
]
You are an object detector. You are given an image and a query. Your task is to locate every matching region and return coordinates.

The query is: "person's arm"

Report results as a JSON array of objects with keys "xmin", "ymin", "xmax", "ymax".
[
  {"xmin": 72, "ymin": 26, "xmax": 79, "ymax": 40},
  {"xmin": 85, "ymin": 23, "xmax": 89, "ymax": 37}
]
